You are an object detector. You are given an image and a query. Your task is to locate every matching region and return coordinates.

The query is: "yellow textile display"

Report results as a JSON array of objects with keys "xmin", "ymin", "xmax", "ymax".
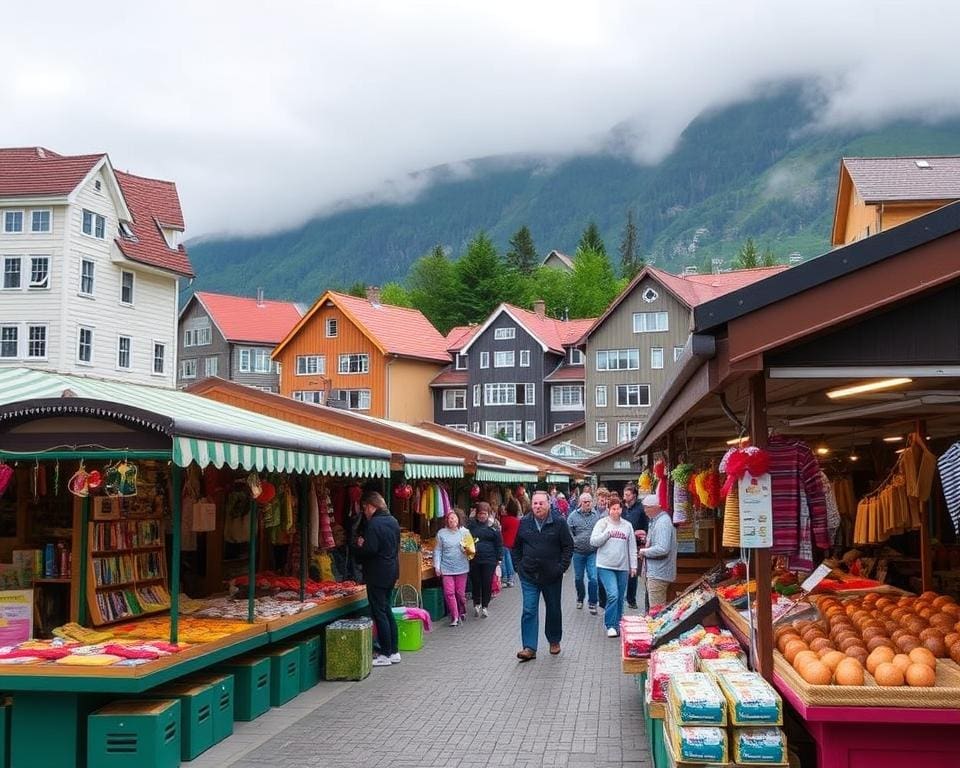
[
  {"xmin": 722, "ymin": 492, "xmax": 741, "ymax": 548},
  {"xmin": 55, "ymin": 654, "xmax": 123, "ymax": 666}
]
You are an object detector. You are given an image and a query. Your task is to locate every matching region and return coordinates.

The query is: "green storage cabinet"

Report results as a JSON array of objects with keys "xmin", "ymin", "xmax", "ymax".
[
  {"xmin": 219, "ymin": 656, "xmax": 271, "ymax": 721},
  {"xmin": 295, "ymin": 635, "xmax": 322, "ymax": 691},
  {"xmin": 144, "ymin": 682, "xmax": 214, "ymax": 761},
  {"xmin": 184, "ymin": 673, "xmax": 234, "ymax": 745},
  {"xmin": 87, "ymin": 699, "xmax": 181, "ymax": 768},
  {"xmin": 421, "ymin": 587, "xmax": 446, "ymax": 620},
  {"xmin": 268, "ymin": 646, "xmax": 301, "ymax": 707},
  {"xmin": 325, "ymin": 618, "xmax": 372, "ymax": 681},
  {"xmin": 0, "ymin": 697, "xmax": 9, "ymax": 768}
]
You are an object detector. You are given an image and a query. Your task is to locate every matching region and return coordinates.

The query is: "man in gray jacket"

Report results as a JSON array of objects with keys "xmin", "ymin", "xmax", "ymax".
[
  {"xmin": 567, "ymin": 492, "xmax": 601, "ymax": 614},
  {"xmin": 638, "ymin": 494, "xmax": 677, "ymax": 608}
]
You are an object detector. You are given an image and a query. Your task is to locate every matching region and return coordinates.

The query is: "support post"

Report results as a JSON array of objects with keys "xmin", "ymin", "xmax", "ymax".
[
  {"xmin": 749, "ymin": 374, "xmax": 773, "ymax": 681},
  {"xmin": 916, "ymin": 419, "xmax": 933, "ymax": 592},
  {"xmin": 248, "ymin": 498, "xmax": 257, "ymax": 623},
  {"xmin": 170, "ymin": 464, "xmax": 182, "ymax": 644},
  {"xmin": 77, "ymin": 495, "xmax": 90, "ymax": 627},
  {"xmin": 299, "ymin": 476, "xmax": 310, "ymax": 603}
]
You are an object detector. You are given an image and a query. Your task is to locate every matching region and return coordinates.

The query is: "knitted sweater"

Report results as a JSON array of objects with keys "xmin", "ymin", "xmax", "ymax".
[{"xmin": 590, "ymin": 516, "xmax": 638, "ymax": 571}]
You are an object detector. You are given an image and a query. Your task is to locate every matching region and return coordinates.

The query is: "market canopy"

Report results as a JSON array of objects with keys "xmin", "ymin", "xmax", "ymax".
[
  {"xmin": 475, "ymin": 462, "xmax": 540, "ymax": 484},
  {"xmin": 0, "ymin": 368, "xmax": 390, "ymax": 477}
]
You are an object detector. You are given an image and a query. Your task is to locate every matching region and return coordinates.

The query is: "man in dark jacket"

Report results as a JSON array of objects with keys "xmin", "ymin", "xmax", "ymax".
[
  {"xmin": 467, "ymin": 502, "xmax": 503, "ymax": 617},
  {"xmin": 621, "ymin": 483, "xmax": 649, "ymax": 611},
  {"xmin": 356, "ymin": 491, "xmax": 401, "ymax": 667},
  {"xmin": 513, "ymin": 489, "xmax": 574, "ymax": 661}
]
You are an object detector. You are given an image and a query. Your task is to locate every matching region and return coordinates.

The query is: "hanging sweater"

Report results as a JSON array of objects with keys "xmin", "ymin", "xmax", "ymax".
[
  {"xmin": 767, "ymin": 435, "xmax": 829, "ymax": 557},
  {"xmin": 590, "ymin": 516, "xmax": 638, "ymax": 571},
  {"xmin": 434, "ymin": 527, "xmax": 470, "ymax": 575}
]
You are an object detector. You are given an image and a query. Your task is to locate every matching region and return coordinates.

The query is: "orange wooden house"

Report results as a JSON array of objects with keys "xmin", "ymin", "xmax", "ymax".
[{"xmin": 271, "ymin": 287, "xmax": 450, "ymax": 423}]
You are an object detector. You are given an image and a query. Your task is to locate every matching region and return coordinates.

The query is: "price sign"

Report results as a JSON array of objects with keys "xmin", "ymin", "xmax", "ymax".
[
  {"xmin": 0, "ymin": 590, "xmax": 33, "ymax": 644},
  {"xmin": 738, "ymin": 471, "xmax": 773, "ymax": 548},
  {"xmin": 800, "ymin": 563, "xmax": 833, "ymax": 593}
]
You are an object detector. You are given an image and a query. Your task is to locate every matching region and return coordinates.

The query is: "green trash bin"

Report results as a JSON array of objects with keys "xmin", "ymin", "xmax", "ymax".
[{"xmin": 325, "ymin": 618, "xmax": 372, "ymax": 681}]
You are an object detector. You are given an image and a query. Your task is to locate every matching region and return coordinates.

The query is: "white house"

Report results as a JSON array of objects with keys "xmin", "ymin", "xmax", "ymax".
[{"xmin": 0, "ymin": 147, "xmax": 193, "ymax": 387}]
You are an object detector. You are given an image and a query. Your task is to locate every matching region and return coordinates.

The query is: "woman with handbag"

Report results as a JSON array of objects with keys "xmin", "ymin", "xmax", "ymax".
[
  {"xmin": 434, "ymin": 509, "xmax": 471, "ymax": 626},
  {"xmin": 467, "ymin": 502, "xmax": 503, "ymax": 618}
]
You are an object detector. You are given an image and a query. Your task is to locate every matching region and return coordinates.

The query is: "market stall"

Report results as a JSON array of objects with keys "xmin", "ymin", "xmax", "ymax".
[
  {"xmin": 625, "ymin": 204, "xmax": 960, "ymax": 767},
  {"xmin": 0, "ymin": 367, "xmax": 392, "ymax": 767}
]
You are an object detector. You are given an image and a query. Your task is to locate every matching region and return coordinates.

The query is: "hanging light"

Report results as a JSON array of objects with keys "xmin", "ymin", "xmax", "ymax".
[
  {"xmin": 849, "ymin": 452, "xmax": 859, "ymax": 462},
  {"xmin": 826, "ymin": 378, "xmax": 912, "ymax": 399},
  {"xmin": 883, "ymin": 436, "xmax": 904, "ymax": 443},
  {"xmin": 816, "ymin": 444, "xmax": 831, "ymax": 456}
]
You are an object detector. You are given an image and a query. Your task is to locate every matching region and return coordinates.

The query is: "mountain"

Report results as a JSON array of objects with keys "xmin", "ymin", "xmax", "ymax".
[{"xmin": 186, "ymin": 85, "xmax": 960, "ymax": 302}]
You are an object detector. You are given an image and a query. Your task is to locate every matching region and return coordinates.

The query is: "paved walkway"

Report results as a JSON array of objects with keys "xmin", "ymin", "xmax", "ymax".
[{"xmin": 193, "ymin": 575, "xmax": 648, "ymax": 768}]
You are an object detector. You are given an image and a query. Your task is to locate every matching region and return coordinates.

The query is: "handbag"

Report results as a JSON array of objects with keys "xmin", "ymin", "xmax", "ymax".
[{"xmin": 461, "ymin": 530, "xmax": 476, "ymax": 560}]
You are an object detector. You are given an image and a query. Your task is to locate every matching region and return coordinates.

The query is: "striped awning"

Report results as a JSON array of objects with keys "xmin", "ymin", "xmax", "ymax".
[
  {"xmin": 545, "ymin": 473, "xmax": 572, "ymax": 484},
  {"xmin": 475, "ymin": 464, "xmax": 539, "ymax": 484},
  {"xmin": 403, "ymin": 456, "xmax": 464, "ymax": 480},
  {"xmin": 0, "ymin": 368, "xmax": 390, "ymax": 477}
]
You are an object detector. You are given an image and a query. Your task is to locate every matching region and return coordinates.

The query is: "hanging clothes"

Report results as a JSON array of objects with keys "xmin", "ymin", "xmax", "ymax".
[
  {"xmin": 937, "ymin": 441, "xmax": 960, "ymax": 535},
  {"xmin": 767, "ymin": 435, "xmax": 829, "ymax": 557}
]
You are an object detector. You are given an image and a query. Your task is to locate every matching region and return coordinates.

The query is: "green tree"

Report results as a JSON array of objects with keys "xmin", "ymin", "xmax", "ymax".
[
  {"xmin": 566, "ymin": 246, "xmax": 623, "ymax": 318},
  {"xmin": 578, "ymin": 221, "xmax": 607, "ymax": 256},
  {"xmin": 345, "ymin": 281, "xmax": 366, "ymax": 297},
  {"xmin": 505, "ymin": 225, "xmax": 539, "ymax": 275},
  {"xmin": 733, "ymin": 238, "xmax": 760, "ymax": 269},
  {"xmin": 526, "ymin": 265, "xmax": 572, "ymax": 318},
  {"xmin": 760, "ymin": 247, "xmax": 779, "ymax": 267},
  {"xmin": 455, "ymin": 232, "xmax": 507, "ymax": 323},
  {"xmin": 407, "ymin": 245, "xmax": 461, "ymax": 333},
  {"xmin": 618, "ymin": 209, "xmax": 643, "ymax": 280},
  {"xmin": 379, "ymin": 282, "xmax": 412, "ymax": 307}
]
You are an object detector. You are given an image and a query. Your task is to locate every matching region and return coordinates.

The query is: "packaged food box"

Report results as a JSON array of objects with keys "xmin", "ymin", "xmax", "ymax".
[
  {"xmin": 732, "ymin": 727, "xmax": 788, "ymax": 764},
  {"xmin": 665, "ymin": 704, "xmax": 728, "ymax": 763},
  {"xmin": 717, "ymin": 671, "xmax": 783, "ymax": 726},
  {"xmin": 667, "ymin": 672, "xmax": 726, "ymax": 725},
  {"xmin": 697, "ymin": 656, "xmax": 746, "ymax": 678},
  {"xmin": 649, "ymin": 646, "xmax": 698, "ymax": 702}
]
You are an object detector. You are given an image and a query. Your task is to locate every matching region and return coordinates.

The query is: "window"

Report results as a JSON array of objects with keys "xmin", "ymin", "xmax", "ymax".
[
  {"xmin": 448, "ymin": 424, "xmax": 468, "ymax": 432},
  {"xmin": 525, "ymin": 421, "xmax": 536, "ymax": 442},
  {"xmin": 94, "ymin": 180, "xmax": 102, "ymax": 192},
  {"xmin": 0, "ymin": 326, "xmax": 17, "ymax": 358},
  {"xmin": 293, "ymin": 390, "xmax": 324, "ymax": 404},
  {"xmin": 27, "ymin": 325, "xmax": 46, "ymax": 359},
  {"xmin": 616, "ymin": 384, "xmax": 651, "ymax": 407},
  {"xmin": 484, "ymin": 383, "xmax": 515, "ymax": 405},
  {"xmin": 472, "ymin": 421, "xmax": 480, "ymax": 433},
  {"xmin": 338, "ymin": 353, "xmax": 369, "ymax": 374},
  {"xmin": 120, "ymin": 271, "xmax": 134, "ymax": 305},
  {"xmin": 473, "ymin": 384, "xmax": 481, "ymax": 407},
  {"xmin": 596, "ymin": 385, "xmax": 608, "ymax": 408},
  {"xmin": 650, "ymin": 347, "xmax": 664, "ymax": 369},
  {"xmin": 78, "ymin": 327, "xmax": 93, "ymax": 364},
  {"xmin": 674, "ymin": 346, "xmax": 684, "ymax": 361},
  {"xmin": 153, "ymin": 343, "xmax": 165, "ymax": 374},
  {"xmin": 241, "ymin": 348, "xmax": 273, "ymax": 373},
  {"xmin": 180, "ymin": 358, "xmax": 197, "ymax": 378},
  {"xmin": 296, "ymin": 355, "xmax": 325, "ymax": 375},
  {"xmin": 521, "ymin": 383, "xmax": 536, "ymax": 405},
  {"xmin": 484, "ymin": 420, "xmax": 523, "ymax": 442},
  {"xmin": 2, "ymin": 257, "xmax": 21, "ymax": 289},
  {"xmin": 183, "ymin": 325, "xmax": 212, "ymax": 347},
  {"xmin": 479, "ymin": 351, "xmax": 489, "ymax": 369},
  {"xmin": 3, "ymin": 211, "xmax": 23, "ymax": 233},
  {"xmin": 343, "ymin": 389, "xmax": 371, "ymax": 410},
  {"xmin": 80, "ymin": 259, "xmax": 95, "ymax": 295},
  {"xmin": 494, "ymin": 350, "xmax": 515, "ymax": 368},
  {"xmin": 442, "ymin": 389, "xmax": 467, "ymax": 410},
  {"xmin": 554, "ymin": 423, "xmax": 572, "ymax": 432},
  {"xmin": 117, "ymin": 336, "xmax": 132, "ymax": 369},
  {"xmin": 31, "ymin": 210, "xmax": 51, "ymax": 233},
  {"xmin": 519, "ymin": 349, "xmax": 530, "ymax": 367},
  {"xmin": 82, "ymin": 209, "xmax": 106, "ymax": 239},
  {"xmin": 29, "ymin": 256, "xmax": 49, "ymax": 289},
  {"xmin": 596, "ymin": 421, "xmax": 608, "ymax": 443},
  {"xmin": 551, "ymin": 385, "xmax": 584, "ymax": 410},
  {"xmin": 642, "ymin": 287, "xmax": 659, "ymax": 303},
  {"xmin": 325, "ymin": 318, "xmax": 338, "ymax": 338},
  {"xmin": 494, "ymin": 327, "xmax": 516, "ymax": 340},
  {"xmin": 205, "ymin": 356, "xmax": 219, "ymax": 377},
  {"xmin": 455, "ymin": 353, "xmax": 468, "ymax": 370},
  {"xmin": 617, "ymin": 421, "xmax": 641, "ymax": 444},
  {"xmin": 633, "ymin": 311, "xmax": 669, "ymax": 333},
  {"xmin": 595, "ymin": 348, "xmax": 639, "ymax": 371},
  {"xmin": 569, "ymin": 348, "xmax": 584, "ymax": 365}
]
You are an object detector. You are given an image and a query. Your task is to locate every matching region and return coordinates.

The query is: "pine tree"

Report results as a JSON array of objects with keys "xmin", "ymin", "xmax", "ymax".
[
  {"xmin": 578, "ymin": 221, "xmax": 607, "ymax": 256},
  {"xmin": 505, "ymin": 225, "xmax": 539, "ymax": 275},
  {"xmin": 407, "ymin": 245, "xmax": 461, "ymax": 333},
  {"xmin": 454, "ymin": 232, "xmax": 507, "ymax": 323},
  {"xmin": 761, "ymin": 248, "xmax": 779, "ymax": 267},
  {"xmin": 733, "ymin": 238, "xmax": 760, "ymax": 269},
  {"xmin": 618, "ymin": 209, "xmax": 643, "ymax": 279},
  {"xmin": 566, "ymin": 247, "xmax": 623, "ymax": 318}
]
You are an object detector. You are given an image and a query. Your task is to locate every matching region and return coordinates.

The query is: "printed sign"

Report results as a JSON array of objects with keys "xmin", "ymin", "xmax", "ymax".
[
  {"xmin": 800, "ymin": 563, "xmax": 833, "ymax": 593},
  {"xmin": 738, "ymin": 471, "xmax": 773, "ymax": 548},
  {"xmin": 0, "ymin": 590, "xmax": 33, "ymax": 645}
]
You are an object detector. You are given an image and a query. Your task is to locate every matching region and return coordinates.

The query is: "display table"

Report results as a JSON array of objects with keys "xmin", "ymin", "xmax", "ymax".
[{"xmin": 1, "ymin": 591, "xmax": 367, "ymax": 768}]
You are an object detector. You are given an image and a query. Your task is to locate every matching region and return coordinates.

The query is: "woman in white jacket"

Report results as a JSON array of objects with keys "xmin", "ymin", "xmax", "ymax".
[{"xmin": 590, "ymin": 497, "xmax": 638, "ymax": 637}]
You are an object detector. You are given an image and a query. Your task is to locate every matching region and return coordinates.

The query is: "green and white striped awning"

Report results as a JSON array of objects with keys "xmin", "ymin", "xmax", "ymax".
[
  {"xmin": 475, "ymin": 463, "xmax": 539, "ymax": 484},
  {"xmin": 0, "ymin": 368, "xmax": 390, "ymax": 478},
  {"xmin": 545, "ymin": 472, "xmax": 572, "ymax": 484},
  {"xmin": 403, "ymin": 455, "xmax": 464, "ymax": 480}
]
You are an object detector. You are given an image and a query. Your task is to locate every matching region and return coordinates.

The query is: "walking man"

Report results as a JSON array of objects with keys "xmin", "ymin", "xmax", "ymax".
[
  {"xmin": 567, "ymin": 492, "xmax": 600, "ymax": 614},
  {"xmin": 622, "ymin": 484, "xmax": 649, "ymax": 610},
  {"xmin": 514, "ymin": 489, "xmax": 574, "ymax": 661},
  {"xmin": 355, "ymin": 491, "xmax": 402, "ymax": 667},
  {"xmin": 638, "ymin": 494, "xmax": 677, "ymax": 609}
]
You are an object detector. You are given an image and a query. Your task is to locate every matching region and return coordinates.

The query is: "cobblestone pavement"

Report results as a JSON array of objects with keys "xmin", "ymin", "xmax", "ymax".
[{"xmin": 193, "ymin": 574, "xmax": 648, "ymax": 768}]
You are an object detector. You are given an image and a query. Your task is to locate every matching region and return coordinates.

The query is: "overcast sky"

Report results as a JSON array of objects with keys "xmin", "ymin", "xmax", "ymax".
[{"xmin": 3, "ymin": 1, "xmax": 959, "ymax": 236}]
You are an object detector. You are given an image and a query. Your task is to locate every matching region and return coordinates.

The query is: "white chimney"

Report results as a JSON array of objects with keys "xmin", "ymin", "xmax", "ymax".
[
  {"xmin": 256, "ymin": 287, "xmax": 265, "ymax": 307},
  {"xmin": 533, "ymin": 299, "xmax": 546, "ymax": 318},
  {"xmin": 366, "ymin": 286, "xmax": 381, "ymax": 306}
]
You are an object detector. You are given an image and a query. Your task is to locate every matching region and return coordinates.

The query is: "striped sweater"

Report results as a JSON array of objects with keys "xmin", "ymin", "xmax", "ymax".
[{"xmin": 767, "ymin": 436, "xmax": 829, "ymax": 556}]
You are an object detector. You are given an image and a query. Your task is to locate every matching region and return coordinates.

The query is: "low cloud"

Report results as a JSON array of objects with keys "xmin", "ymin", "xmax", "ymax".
[{"xmin": 2, "ymin": 1, "xmax": 959, "ymax": 235}]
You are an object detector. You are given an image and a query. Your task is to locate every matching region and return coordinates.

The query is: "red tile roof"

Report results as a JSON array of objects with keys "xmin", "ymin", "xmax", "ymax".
[
  {"xmin": 543, "ymin": 365, "xmax": 585, "ymax": 382},
  {"xmin": 462, "ymin": 304, "xmax": 597, "ymax": 355},
  {"xmin": 0, "ymin": 147, "xmax": 104, "ymax": 197},
  {"xmin": 578, "ymin": 265, "xmax": 785, "ymax": 343},
  {"xmin": 114, "ymin": 171, "xmax": 193, "ymax": 277},
  {"xmin": 429, "ymin": 368, "xmax": 469, "ymax": 387},
  {"xmin": 193, "ymin": 292, "xmax": 304, "ymax": 344},
  {"xmin": 278, "ymin": 291, "xmax": 450, "ymax": 363},
  {"xmin": 445, "ymin": 325, "xmax": 481, "ymax": 352}
]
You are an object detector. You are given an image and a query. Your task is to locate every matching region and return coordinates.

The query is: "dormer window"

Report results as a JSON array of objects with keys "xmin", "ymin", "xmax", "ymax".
[
  {"xmin": 642, "ymin": 287, "xmax": 659, "ymax": 303},
  {"xmin": 118, "ymin": 221, "xmax": 136, "ymax": 240}
]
